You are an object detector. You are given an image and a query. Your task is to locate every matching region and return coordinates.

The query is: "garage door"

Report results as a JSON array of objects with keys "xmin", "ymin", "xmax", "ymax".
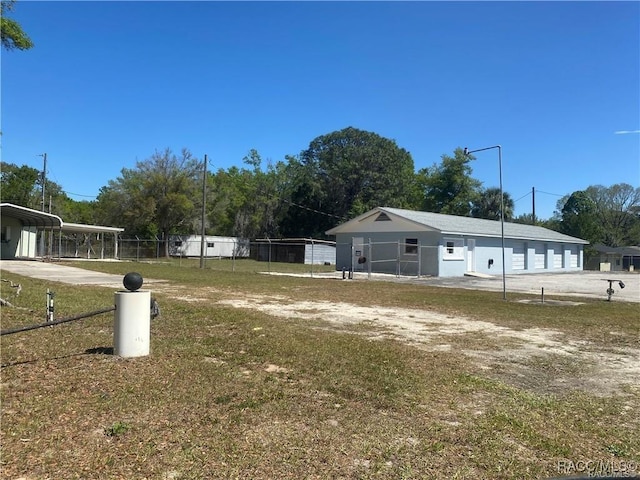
[
  {"xmin": 569, "ymin": 245, "xmax": 578, "ymax": 268},
  {"xmin": 552, "ymin": 245, "xmax": 563, "ymax": 269},
  {"xmin": 534, "ymin": 244, "xmax": 546, "ymax": 269},
  {"xmin": 512, "ymin": 244, "xmax": 525, "ymax": 270}
]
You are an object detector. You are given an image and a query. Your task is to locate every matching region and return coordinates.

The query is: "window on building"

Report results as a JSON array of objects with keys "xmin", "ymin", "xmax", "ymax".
[
  {"xmin": 174, "ymin": 240, "xmax": 183, "ymax": 247},
  {"xmin": 405, "ymin": 238, "xmax": 418, "ymax": 255},
  {"xmin": 443, "ymin": 238, "xmax": 464, "ymax": 259},
  {"xmin": 207, "ymin": 242, "xmax": 215, "ymax": 248}
]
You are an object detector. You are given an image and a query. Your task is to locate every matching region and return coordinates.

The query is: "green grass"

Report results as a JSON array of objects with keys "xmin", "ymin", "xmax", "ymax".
[{"xmin": 1, "ymin": 261, "xmax": 639, "ymax": 479}]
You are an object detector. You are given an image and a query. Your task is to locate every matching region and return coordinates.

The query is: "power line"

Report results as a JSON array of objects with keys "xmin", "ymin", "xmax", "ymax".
[
  {"xmin": 536, "ymin": 190, "xmax": 564, "ymax": 197},
  {"xmin": 63, "ymin": 191, "xmax": 97, "ymax": 199},
  {"xmin": 513, "ymin": 191, "xmax": 531, "ymax": 203},
  {"xmin": 282, "ymin": 199, "xmax": 347, "ymax": 220}
]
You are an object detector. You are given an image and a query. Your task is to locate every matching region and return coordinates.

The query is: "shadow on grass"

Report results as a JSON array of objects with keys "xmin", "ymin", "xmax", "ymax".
[{"xmin": 1, "ymin": 345, "xmax": 114, "ymax": 368}]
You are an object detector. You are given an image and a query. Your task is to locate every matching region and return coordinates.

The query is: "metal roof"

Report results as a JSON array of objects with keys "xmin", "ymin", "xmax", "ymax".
[
  {"xmin": 1, "ymin": 203, "xmax": 124, "ymax": 234},
  {"xmin": 327, "ymin": 207, "xmax": 589, "ymax": 244},
  {"xmin": 593, "ymin": 244, "xmax": 640, "ymax": 256},
  {"xmin": 0, "ymin": 203, "xmax": 63, "ymax": 229},
  {"xmin": 61, "ymin": 222, "xmax": 124, "ymax": 234}
]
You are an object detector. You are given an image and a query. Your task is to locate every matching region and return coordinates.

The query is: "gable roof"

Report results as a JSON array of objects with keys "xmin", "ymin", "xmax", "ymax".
[{"xmin": 326, "ymin": 207, "xmax": 589, "ymax": 244}]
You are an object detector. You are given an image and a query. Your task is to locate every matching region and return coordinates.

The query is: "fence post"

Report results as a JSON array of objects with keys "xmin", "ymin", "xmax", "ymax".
[
  {"xmin": 397, "ymin": 240, "xmax": 401, "ymax": 277},
  {"xmin": 310, "ymin": 238, "xmax": 314, "ymax": 278},
  {"xmin": 268, "ymin": 238, "xmax": 272, "ymax": 273},
  {"xmin": 351, "ymin": 238, "xmax": 355, "ymax": 275},
  {"xmin": 417, "ymin": 241, "xmax": 422, "ymax": 278},
  {"xmin": 232, "ymin": 240, "xmax": 236, "ymax": 272},
  {"xmin": 136, "ymin": 236, "xmax": 140, "ymax": 262},
  {"xmin": 368, "ymin": 238, "xmax": 372, "ymax": 280}
]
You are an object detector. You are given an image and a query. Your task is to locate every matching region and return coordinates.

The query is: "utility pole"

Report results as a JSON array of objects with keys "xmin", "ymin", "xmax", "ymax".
[
  {"xmin": 532, "ymin": 187, "xmax": 536, "ymax": 225},
  {"xmin": 199, "ymin": 154, "xmax": 207, "ymax": 269},
  {"xmin": 38, "ymin": 153, "xmax": 47, "ymax": 257},
  {"xmin": 39, "ymin": 153, "xmax": 47, "ymax": 211}
]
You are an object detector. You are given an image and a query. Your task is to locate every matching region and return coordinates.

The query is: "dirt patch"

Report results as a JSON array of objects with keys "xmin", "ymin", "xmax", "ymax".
[{"xmin": 217, "ymin": 295, "xmax": 640, "ymax": 397}]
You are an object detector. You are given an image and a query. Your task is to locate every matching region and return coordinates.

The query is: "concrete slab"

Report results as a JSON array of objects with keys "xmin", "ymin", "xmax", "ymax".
[
  {"xmin": 411, "ymin": 271, "xmax": 640, "ymax": 303},
  {"xmin": 0, "ymin": 260, "xmax": 162, "ymax": 289}
]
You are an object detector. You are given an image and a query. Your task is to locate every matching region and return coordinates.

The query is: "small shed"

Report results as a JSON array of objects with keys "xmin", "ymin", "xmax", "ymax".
[
  {"xmin": 589, "ymin": 244, "xmax": 640, "ymax": 272},
  {"xmin": 326, "ymin": 207, "xmax": 588, "ymax": 277},
  {"xmin": 168, "ymin": 235, "xmax": 250, "ymax": 258}
]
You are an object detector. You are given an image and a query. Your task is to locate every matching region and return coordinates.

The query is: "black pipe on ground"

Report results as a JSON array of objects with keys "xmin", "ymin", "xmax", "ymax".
[{"xmin": 0, "ymin": 306, "xmax": 116, "ymax": 336}]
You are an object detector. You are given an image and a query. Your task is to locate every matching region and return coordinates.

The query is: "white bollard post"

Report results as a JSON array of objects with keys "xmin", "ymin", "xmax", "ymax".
[{"xmin": 114, "ymin": 273, "xmax": 150, "ymax": 358}]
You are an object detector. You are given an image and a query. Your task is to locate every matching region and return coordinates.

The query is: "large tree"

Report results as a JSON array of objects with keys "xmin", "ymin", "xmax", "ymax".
[
  {"xmin": 555, "ymin": 183, "xmax": 640, "ymax": 247},
  {"xmin": 557, "ymin": 190, "xmax": 603, "ymax": 246},
  {"xmin": 1, "ymin": 0, "xmax": 33, "ymax": 51},
  {"xmin": 208, "ymin": 150, "xmax": 291, "ymax": 239},
  {"xmin": 95, "ymin": 148, "xmax": 200, "ymax": 256},
  {"xmin": 0, "ymin": 162, "xmax": 41, "ymax": 208},
  {"xmin": 283, "ymin": 127, "xmax": 418, "ymax": 237},
  {"xmin": 0, "ymin": 161, "xmax": 76, "ymax": 217},
  {"xmin": 418, "ymin": 147, "xmax": 482, "ymax": 216},
  {"xmin": 471, "ymin": 187, "xmax": 515, "ymax": 221}
]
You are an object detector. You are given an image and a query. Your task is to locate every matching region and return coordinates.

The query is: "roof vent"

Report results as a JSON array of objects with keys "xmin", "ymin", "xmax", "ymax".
[{"xmin": 375, "ymin": 212, "xmax": 391, "ymax": 222}]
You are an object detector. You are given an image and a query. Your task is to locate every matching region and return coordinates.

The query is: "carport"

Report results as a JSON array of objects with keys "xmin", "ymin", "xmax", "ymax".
[{"xmin": 0, "ymin": 203, "xmax": 123, "ymax": 260}]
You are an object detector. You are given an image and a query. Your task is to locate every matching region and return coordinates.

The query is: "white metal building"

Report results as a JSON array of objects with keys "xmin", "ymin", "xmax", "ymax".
[
  {"xmin": 168, "ymin": 235, "xmax": 250, "ymax": 258},
  {"xmin": 326, "ymin": 207, "xmax": 588, "ymax": 277}
]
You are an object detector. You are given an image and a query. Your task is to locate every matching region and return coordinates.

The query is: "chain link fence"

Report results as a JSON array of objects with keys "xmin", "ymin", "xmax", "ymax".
[
  {"xmin": 340, "ymin": 239, "xmax": 439, "ymax": 278},
  {"xmin": 44, "ymin": 234, "xmax": 441, "ymax": 279}
]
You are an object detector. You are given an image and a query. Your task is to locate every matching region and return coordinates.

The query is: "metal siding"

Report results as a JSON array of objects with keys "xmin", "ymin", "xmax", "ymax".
[{"xmin": 304, "ymin": 244, "xmax": 336, "ymax": 265}]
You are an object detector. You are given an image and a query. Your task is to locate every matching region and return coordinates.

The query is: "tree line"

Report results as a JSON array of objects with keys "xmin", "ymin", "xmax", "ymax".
[{"xmin": 2, "ymin": 127, "xmax": 639, "ymax": 258}]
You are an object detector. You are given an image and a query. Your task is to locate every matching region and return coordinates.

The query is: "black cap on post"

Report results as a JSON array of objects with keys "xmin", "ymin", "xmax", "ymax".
[{"xmin": 123, "ymin": 272, "xmax": 144, "ymax": 292}]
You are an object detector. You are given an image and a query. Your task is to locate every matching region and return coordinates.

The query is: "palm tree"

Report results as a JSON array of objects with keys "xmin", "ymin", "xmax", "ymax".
[{"xmin": 471, "ymin": 187, "xmax": 514, "ymax": 221}]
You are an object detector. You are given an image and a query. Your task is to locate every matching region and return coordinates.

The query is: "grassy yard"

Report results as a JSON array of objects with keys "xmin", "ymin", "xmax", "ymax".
[{"xmin": 1, "ymin": 260, "xmax": 639, "ymax": 479}]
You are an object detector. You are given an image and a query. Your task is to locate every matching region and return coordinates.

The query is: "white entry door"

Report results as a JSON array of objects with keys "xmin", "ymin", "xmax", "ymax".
[{"xmin": 466, "ymin": 239, "xmax": 476, "ymax": 271}]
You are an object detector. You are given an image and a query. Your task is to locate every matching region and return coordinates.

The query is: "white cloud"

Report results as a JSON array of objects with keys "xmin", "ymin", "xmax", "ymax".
[{"xmin": 614, "ymin": 130, "xmax": 640, "ymax": 134}]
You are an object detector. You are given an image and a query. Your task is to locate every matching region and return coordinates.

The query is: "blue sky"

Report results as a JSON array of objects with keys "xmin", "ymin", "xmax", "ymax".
[{"xmin": 2, "ymin": 1, "xmax": 639, "ymax": 221}]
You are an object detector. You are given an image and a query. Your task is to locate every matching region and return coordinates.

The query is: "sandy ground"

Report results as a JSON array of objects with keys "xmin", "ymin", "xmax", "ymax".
[{"xmin": 213, "ymin": 293, "xmax": 639, "ymax": 397}]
